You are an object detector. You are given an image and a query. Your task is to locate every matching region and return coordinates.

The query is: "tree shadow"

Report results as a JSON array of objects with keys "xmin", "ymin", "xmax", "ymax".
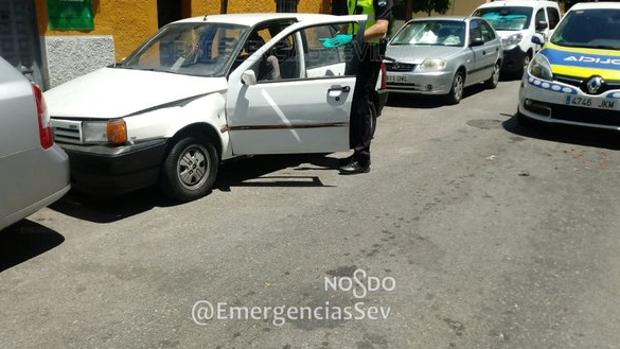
[
  {"xmin": 502, "ymin": 114, "xmax": 620, "ymax": 150},
  {"xmin": 50, "ymin": 154, "xmax": 340, "ymax": 223},
  {"xmin": 0, "ymin": 220, "xmax": 65, "ymax": 273}
]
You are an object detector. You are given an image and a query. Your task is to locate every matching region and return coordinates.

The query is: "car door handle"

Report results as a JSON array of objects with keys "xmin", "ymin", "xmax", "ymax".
[
  {"xmin": 328, "ymin": 86, "xmax": 351, "ymax": 93},
  {"xmin": 482, "ymin": 51, "xmax": 487, "ymax": 55}
]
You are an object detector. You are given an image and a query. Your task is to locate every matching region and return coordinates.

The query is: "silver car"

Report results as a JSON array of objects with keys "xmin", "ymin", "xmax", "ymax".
[
  {"xmin": 0, "ymin": 57, "xmax": 70, "ymax": 231},
  {"xmin": 385, "ymin": 17, "xmax": 503, "ymax": 104}
]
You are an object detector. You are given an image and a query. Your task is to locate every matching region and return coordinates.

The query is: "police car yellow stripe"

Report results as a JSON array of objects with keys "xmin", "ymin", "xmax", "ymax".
[
  {"xmin": 546, "ymin": 42, "xmax": 620, "ymax": 57},
  {"xmin": 550, "ymin": 65, "xmax": 620, "ymax": 80}
]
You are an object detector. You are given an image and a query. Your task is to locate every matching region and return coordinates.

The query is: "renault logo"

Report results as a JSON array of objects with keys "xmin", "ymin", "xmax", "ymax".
[
  {"xmin": 392, "ymin": 63, "xmax": 400, "ymax": 70},
  {"xmin": 587, "ymin": 76, "xmax": 605, "ymax": 94}
]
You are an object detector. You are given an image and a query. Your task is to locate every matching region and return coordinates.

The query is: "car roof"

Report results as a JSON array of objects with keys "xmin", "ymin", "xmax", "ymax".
[
  {"xmin": 477, "ymin": 0, "xmax": 559, "ymax": 9},
  {"xmin": 570, "ymin": 2, "xmax": 620, "ymax": 11},
  {"xmin": 411, "ymin": 16, "xmax": 470, "ymax": 21},
  {"xmin": 174, "ymin": 13, "xmax": 338, "ymax": 27}
]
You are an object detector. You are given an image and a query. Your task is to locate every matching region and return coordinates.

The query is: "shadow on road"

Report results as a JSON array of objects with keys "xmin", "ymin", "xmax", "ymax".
[
  {"xmin": 50, "ymin": 188, "xmax": 175, "ymax": 224},
  {"xmin": 215, "ymin": 154, "xmax": 338, "ymax": 192},
  {"xmin": 50, "ymin": 154, "xmax": 339, "ymax": 224},
  {"xmin": 0, "ymin": 220, "xmax": 65, "ymax": 273},
  {"xmin": 387, "ymin": 84, "xmax": 487, "ymax": 109},
  {"xmin": 502, "ymin": 115, "xmax": 620, "ymax": 150}
]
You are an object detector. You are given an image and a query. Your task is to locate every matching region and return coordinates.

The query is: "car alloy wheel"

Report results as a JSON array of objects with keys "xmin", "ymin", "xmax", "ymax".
[
  {"xmin": 177, "ymin": 144, "xmax": 210, "ymax": 191},
  {"xmin": 453, "ymin": 74, "xmax": 464, "ymax": 101}
]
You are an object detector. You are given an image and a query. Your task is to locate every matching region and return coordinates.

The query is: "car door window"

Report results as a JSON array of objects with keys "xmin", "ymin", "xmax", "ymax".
[
  {"xmin": 301, "ymin": 24, "xmax": 348, "ymax": 77},
  {"xmin": 231, "ymin": 20, "xmax": 295, "ymax": 73},
  {"xmin": 535, "ymin": 9, "xmax": 547, "ymax": 31},
  {"xmin": 470, "ymin": 20, "xmax": 483, "ymax": 43},
  {"xmin": 252, "ymin": 32, "xmax": 301, "ymax": 82},
  {"xmin": 480, "ymin": 21, "xmax": 496, "ymax": 42},
  {"xmin": 546, "ymin": 7, "xmax": 560, "ymax": 30}
]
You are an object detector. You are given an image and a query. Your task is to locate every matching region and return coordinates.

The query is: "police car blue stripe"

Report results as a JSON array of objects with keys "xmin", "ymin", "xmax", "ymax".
[{"xmin": 542, "ymin": 49, "xmax": 620, "ymax": 71}]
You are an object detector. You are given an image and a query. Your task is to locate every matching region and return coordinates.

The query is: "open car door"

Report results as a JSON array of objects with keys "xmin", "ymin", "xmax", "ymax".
[{"xmin": 226, "ymin": 15, "xmax": 366, "ymax": 155}]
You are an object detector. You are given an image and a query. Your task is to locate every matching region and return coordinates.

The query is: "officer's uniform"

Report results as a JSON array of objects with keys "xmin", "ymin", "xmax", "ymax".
[{"xmin": 338, "ymin": 0, "xmax": 393, "ymax": 169}]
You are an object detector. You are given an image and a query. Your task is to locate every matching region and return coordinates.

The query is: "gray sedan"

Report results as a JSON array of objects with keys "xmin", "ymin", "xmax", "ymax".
[
  {"xmin": 385, "ymin": 17, "xmax": 503, "ymax": 104},
  {"xmin": 0, "ymin": 58, "xmax": 70, "ymax": 231}
]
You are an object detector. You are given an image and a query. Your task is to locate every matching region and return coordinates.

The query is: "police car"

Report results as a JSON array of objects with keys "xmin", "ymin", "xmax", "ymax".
[{"xmin": 518, "ymin": 2, "xmax": 620, "ymax": 130}]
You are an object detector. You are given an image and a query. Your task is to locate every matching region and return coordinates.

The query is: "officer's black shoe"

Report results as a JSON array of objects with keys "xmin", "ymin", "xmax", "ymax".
[
  {"xmin": 338, "ymin": 154, "xmax": 356, "ymax": 167},
  {"xmin": 339, "ymin": 161, "xmax": 371, "ymax": 175}
]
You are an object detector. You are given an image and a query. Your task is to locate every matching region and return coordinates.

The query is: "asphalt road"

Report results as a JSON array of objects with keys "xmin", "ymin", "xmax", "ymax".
[{"xmin": 2, "ymin": 80, "xmax": 620, "ymax": 349}]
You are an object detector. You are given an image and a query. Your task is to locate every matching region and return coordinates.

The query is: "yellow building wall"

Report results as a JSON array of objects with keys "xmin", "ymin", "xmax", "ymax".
[
  {"xmin": 34, "ymin": 0, "xmax": 332, "ymax": 61},
  {"xmin": 35, "ymin": 0, "xmax": 158, "ymax": 61},
  {"xmin": 413, "ymin": 0, "xmax": 489, "ymax": 17},
  {"xmin": 189, "ymin": 0, "xmax": 332, "ymax": 16}
]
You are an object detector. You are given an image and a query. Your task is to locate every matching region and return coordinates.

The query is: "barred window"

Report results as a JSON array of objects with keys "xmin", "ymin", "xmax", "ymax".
[{"xmin": 276, "ymin": 0, "xmax": 298, "ymax": 13}]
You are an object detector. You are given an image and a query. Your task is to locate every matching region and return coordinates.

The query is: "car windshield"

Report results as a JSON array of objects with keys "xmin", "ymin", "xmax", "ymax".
[
  {"xmin": 119, "ymin": 22, "xmax": 249, "ymax": 77},
  {"xmin": 551, "ymin": 9, "xmax": 620, "ymax": 50},
  {"xmin": 475, "ymin": 7, "xmax": 533, "ymax": 31},
  {"xmin": 391, "ymin": 21, "xmax": 466, "ymax": 47}
]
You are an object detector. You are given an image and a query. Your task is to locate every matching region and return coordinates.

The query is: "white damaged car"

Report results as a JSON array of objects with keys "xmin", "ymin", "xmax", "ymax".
[{"xmin": 46, "ymin": 13, "xmax": 387, "ymax": 202}]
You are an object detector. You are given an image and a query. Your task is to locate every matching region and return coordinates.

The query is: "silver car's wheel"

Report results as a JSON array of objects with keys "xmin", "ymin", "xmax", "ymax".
[
  {"xmin": 177, "ymin": 144, "xmax": 210, "ymax": 191},
  {"xmin": 446, "ymin": 72, "xmax": 465, "ymax": 105},
  {"xmin": 454, "ymin": 74, "xmax": 464, "ymax": 100}
]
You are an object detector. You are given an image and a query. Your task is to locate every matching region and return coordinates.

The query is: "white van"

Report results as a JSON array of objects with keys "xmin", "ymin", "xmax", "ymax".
[{"xmin": 473, "ymin": 0, "xmax": 561, "ymax": 76}]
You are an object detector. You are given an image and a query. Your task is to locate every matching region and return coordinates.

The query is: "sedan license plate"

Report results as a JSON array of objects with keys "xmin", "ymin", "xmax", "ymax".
[
  {"xmin": 387, "ymin": 74, "xmax": 408, "ymax": 84},
  {"xmin": 566, "ymin": 96, "xmax": 617, "ymax": 110}
]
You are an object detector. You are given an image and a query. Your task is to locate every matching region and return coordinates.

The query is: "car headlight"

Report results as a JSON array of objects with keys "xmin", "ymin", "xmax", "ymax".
[
  {"xmin": 82, "ymin": 121, "xmax": 108, "ymax": 144},
  {"xmin": 529, "ymin": 54, "xmax": 553, "ymax": 81},
  {"xmin": 502, "ymin": 33, "xmax": 523, "ymax": 49},
  {"xmin": 82, "ymin": 119, "xmax": 128, "ymax": 145},
  {"xmin": 417, "ymin": 59, "xmax": 448, "ymax": 72}
]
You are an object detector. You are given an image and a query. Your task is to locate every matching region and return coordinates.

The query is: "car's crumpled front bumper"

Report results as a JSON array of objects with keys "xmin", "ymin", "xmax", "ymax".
[{"xmin": 60, "ymin": 139, "xmax": 169, "ymax": 197}]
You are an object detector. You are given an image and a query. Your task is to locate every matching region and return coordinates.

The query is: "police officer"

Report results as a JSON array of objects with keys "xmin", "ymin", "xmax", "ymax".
[{"xmin": 337, "ymin": 0, "xmax": 393, "ymax": 174}]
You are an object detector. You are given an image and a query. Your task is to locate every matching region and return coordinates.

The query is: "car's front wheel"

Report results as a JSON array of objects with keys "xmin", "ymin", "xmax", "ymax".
[
  {"xmin": 160, "ymin": 136, "xmax": 219, "ymax": 202},
  {"xmin": 445, "ymin": 71, "xmax": 465, "ymax": 105}
]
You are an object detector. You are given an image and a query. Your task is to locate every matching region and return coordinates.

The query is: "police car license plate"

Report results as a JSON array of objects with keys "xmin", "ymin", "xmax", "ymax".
[
  {"xmin": 566, "ymin": 96, "xmax": 617, "ymax": 110},
  {"xmin": 387, "ymin": 74, "xmax": 408, "ymax": 84}
]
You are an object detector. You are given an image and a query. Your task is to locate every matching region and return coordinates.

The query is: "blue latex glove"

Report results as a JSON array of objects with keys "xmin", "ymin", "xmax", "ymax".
[{"xmin": 320, "ymin": 34, "xmax": 353, "ymax": 48}]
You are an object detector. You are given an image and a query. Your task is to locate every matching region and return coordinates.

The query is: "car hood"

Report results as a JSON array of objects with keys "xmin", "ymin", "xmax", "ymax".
[
  {"xmin": 540, "ymin": 43, "xmax": 620, "ymax": 81},
  {"xmin": 45, "ymin": 67, "xmax": 228, "ymax": 119},
  {"xmin": 385, "ymin": 45, "xmax": 464, "ymax": 64},
  {"xmin": 495, "ymin": 30, "xmax": 528, "ymax": 39}
]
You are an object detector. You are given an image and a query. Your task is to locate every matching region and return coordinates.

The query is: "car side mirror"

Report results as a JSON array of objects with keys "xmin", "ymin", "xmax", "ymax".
[
  {"xmin": 531, "ymin": 33, "xmax": 545, "ymax": 45},
  {"xmin": 535, "ymin": 21, "xmax": 548, "ymax": 32},
  {"xmin": 470, "ymin": 37, "xmax": 484, "ymax": 47},
  {"xmin": 241, "ymin": 70, "xmax": 257, "ymax": 86}
]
